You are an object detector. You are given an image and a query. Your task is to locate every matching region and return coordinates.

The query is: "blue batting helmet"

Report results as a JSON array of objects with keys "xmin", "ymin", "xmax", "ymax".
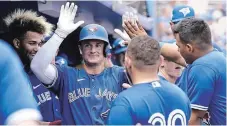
[
  {"xmin": 79, "ymin": 24, "xmax": 109, "ymax": 44},
  {"xmin": 112, "ymin": 38, "xmax": 127, "ymax": 54},
  {"xmin": 171, "ymin": 5, "xmax": 195, "ymax": 23}
]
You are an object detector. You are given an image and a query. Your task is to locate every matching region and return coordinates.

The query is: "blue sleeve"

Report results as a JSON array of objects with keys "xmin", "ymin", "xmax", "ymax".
[
  {"xmin": 187, "ymin": 65, "xmax": 215, "ymax": 111},
  {"xmin": 0, "ymin": 41, "xmax": 38, "ymax": 124},
  {"xmin": 47, "ymin": 65, "xmax": 67, "ymax": 96},
  {"xmin": 107, "ymin": 96, "xmax": 133, "ymax": 125}
]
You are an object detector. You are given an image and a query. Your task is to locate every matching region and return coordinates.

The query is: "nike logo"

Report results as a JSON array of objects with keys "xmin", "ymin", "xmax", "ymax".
[
  {"xmin": 33, "ymin": 84, "xmax": 41, "ymax": 89},
  {"xmin": 77, "ymin": 78, "xmax": 85, "ymax": 82}
]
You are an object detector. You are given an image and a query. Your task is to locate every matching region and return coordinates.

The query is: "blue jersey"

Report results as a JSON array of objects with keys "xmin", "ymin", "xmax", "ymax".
[
  {"xmin": 158, "ymin": 74, "xmax": 168, "ymax": 82},
  {"xmin": 27, "ymin": 70, "xmax": 61, "ymax": 122},
  {"xmin": 176, "ymin": 50, "xmax": 226, "ymax": 125},
  {"xmin": 107, "ymin": 80, "xmax": 191, "ymax": 125},
  {"xmin": 0, "ymin": 40, "xmax": 39, "ymax": 124},
  {"xmin": 46, "ymin": 65, "xmax": 127, "ymax": 125}
]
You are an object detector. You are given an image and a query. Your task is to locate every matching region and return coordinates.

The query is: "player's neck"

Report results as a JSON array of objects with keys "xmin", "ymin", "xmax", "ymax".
[
  {"xmin": 193, "ymin": 46, "xmax": 214, "ymax": 62},
  {"xmin": 83, "ymin": 62, "xmax": 105, "ymax": 75},
  {"xmin": 131, "ymin": 70, "xmax": 159, "ymax": 85}
]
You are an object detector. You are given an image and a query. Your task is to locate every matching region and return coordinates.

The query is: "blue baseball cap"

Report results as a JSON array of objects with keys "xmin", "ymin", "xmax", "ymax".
[
  {"xmin": 171, "ymin": 5, "xmax": 195, "ymax": 23},
  {"xmin": 112, "ymin": 38, "xmax": 127, "ymax": 54}
]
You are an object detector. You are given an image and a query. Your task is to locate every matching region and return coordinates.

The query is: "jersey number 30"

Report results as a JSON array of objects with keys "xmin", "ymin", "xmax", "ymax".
[{"xmin": 148, "ymin": 109, "xmax": 186, "ymax": 125}]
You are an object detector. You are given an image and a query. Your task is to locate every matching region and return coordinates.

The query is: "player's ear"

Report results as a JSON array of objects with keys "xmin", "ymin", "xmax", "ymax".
[
  {"xmin": 78, "ymin": 45, "xmax": 82, "ymax": 55},
  {"xmin": 13, "ymin": 38, "xmax": 20, "ymax": 49},
  {"xmin": 186, "ymin": 43, "xmax": 193, "ymax": 53},
  {"xmin": 124, "ymin": 54, "xmax": 131, "ymax": 68},
  {"xmin": 169, "ymin": 22, "xmax": 174, "ymax": 27},
  {"xmin": 160, "ymin": 55, "xmax": 165, "ymax": 67}
]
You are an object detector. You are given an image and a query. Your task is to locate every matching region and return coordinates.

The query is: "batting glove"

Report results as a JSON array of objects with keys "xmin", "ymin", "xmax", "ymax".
[{"xmin": 55, "ymin": 2, "xmax": 84, "ymax": 38}]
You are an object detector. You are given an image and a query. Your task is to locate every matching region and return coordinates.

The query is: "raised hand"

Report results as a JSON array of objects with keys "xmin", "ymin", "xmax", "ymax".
[
  {"xmin": 114, "ymin": 11, "xmax": 147, "ymax": 43},
  {"xmin": 55, "ymin": 2, "xmax": 84, "ymax": 38},
  {"xmin": 123, "ymin": 20, "xmax": 148, "ymax": 39},
  {"xmin": 114, "ymin": 12, "xmax": 136, "ymax": 42},
  {"xmin": 114, "ymin": 29, "xmax": 131, "ymax": 42}
]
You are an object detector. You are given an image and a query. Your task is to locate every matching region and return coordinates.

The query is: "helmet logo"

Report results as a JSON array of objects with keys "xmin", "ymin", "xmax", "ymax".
[
  {"xmin": 179, "ymin": 7, "xmax": 190, "ymax": 17},
  {"xmin": 88, "ymin": 27, "xmax": 98, "ymax": 32}
]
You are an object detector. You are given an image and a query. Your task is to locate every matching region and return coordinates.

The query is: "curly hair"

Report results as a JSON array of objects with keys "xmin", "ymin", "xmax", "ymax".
[{"xmin": 4, "ymin": 9, "xmax": 54, "ymax": 41}]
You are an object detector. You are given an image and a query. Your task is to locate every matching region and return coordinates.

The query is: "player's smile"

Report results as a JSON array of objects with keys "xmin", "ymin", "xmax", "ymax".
[
  {"xmin": 29, "ymin": 53, "xmax": 37, "ymax": 59},
  {"xmin": 26, "ymin": 49, "xmax": 39, "ymax": 60},
  {"xmin": 88, "ymin": 54, "xmax": 99, "ymax": 58},
  {"xmin": 30, "ymin": 53, "xmax": 37, "ymax": 56},
  {"xmin": 174, "ymin": 66, "xmax": 183, "ymax": 75},
  {"xmin": 175, "ymin": 66, "xmax": 181, "ymax": 69}
]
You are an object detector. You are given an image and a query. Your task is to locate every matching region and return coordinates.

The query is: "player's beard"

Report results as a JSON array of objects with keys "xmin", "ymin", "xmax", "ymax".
[{"xmin": 17, "ymin": 49, "xmax": 31, "ymax": 66}]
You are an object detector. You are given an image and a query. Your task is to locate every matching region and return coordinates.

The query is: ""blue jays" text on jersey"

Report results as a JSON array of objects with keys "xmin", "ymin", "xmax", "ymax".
[
  {"xmin": 45, "ymin": 65, "xmax": 127, "ymax": 125},
  {"xmin": 27, "ymin": 70, "xmax": 61, "ymax": 122}
]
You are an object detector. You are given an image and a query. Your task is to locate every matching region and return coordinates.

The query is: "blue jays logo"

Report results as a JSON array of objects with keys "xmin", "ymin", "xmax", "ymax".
[
  {"xmin": 179, "ymin": 7, "xmax": 190, "ymax": 17},
  {"xmin": 88, "ymin": 27, "xmax": 98, "ymax": 32}
]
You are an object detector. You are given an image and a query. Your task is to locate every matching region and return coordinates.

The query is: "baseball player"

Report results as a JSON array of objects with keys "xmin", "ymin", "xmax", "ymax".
[
  {"xmin": 3, "ymin": 9, "xmax": 61, "ymax": 123},
  {"xmin": 158, "ymin": 41, "xmax": 183, "ymax": 83},
  {"xmin": 0, "ymin": 40, "xmax": 42, "ymax": 125},
  {"xmin": 121, "ymin": 16, "xmax": 226, "ymax": 125},
  {"xmin": 159, "ymin": 56, "xmax": 183, "ymax": 83},
  {"xmin": 107, "ymin": 36, "xmax": 191, "ymax": 125},
  {"xmin": 172, "ymin": 18, "xmax": 226, "ymax": 125},
  {"xmin": 112, "ymin": 38, "xmax": 127, "ymax": 66},
  {"xmin": 170, "ymin": 5, "xmax": 223, "ymax": 53},
  {"xmin": 31, "ymin": 2, "xmax": 127, "ymax": 125},
  {"xmin": 167, "ymin": 6, "xmax": 225, "ymax": 124}
]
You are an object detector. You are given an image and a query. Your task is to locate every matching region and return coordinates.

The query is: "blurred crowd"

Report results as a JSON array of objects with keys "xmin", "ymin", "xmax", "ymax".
[{"xmin": 156, "ymin": 1, "xmax": 226, "ymax": 53}]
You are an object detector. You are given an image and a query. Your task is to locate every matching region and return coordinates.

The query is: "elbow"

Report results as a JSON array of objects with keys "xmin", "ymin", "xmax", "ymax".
[{"xmin": 189, "ymin": 109, "xmax": 206, "ymax": 125}]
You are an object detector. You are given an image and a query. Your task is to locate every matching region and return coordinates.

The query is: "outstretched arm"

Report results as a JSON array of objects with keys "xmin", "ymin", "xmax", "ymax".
[
  {"xmin": 160, "ymin": 42, "xmax": 186, "ymax": 67},
  {"xmin": 31, "ymin": 2, "xmax": 84, "ymax": 84},
  {"xmin": 115, "ymin": 19, "xmax": 186, "ymax": 67}
]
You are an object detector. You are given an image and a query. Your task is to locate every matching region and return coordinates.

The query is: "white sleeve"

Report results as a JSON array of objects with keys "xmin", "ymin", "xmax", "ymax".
[
  {"xmin": 30, "ymin": 33, "xmax": 64, "ymax": 85},
  {"xmin": 5, "ymin": 108, "xmax": 42, "ymax": 125}
]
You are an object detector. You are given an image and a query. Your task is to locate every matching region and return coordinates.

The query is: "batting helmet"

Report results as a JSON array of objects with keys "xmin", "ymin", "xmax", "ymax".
[
  {"xmin": 79, "ymin": 24, "xmax": 109, "ymax": 44},
  {"xmin": 112, "ymin": 38, "xmax": 127, "ymax": 54}
]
